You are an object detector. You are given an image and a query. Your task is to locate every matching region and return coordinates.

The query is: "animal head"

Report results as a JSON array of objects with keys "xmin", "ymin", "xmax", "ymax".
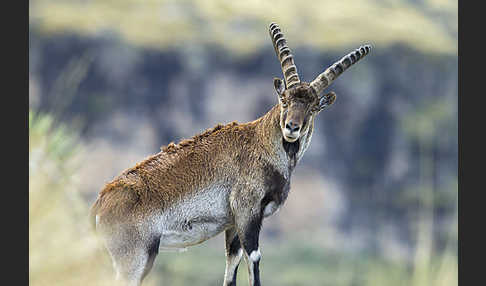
[{"xmin": 269, "ymin": 22, "xmax": 371, "ymax": 143}]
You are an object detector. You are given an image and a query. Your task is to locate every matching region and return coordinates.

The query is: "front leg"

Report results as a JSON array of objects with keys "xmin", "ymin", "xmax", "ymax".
[
  {"xmin": 224, "ymin": 228, "xmax": 243, "ymax": 286},
  {"xmin": 234, "ymin": 212, "xmax": 263, "ymax": 286}
]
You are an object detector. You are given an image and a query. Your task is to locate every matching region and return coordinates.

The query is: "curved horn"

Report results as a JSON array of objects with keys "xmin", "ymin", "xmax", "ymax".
[
  {"xmin": 269, "ymin": 22, "xmax": 300, "ymax": 89},
  {"xmin": 310, "ymin": 44, "xmax": 372, "ymax": 96}
]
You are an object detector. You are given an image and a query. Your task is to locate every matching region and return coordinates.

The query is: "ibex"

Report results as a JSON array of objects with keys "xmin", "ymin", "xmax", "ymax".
[{"xmin": 90, "ymin": 22, "xmax": 371, "ymax": 286}]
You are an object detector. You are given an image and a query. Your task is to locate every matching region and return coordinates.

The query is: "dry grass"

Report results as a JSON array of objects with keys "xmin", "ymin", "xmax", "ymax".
[
  {"xmin": 28, "ymin": 111, "xmax": 159, "ymax": 286},
  {"xmin": 30, "ymin": 0, "xmax": 457, "ymax": 56}
]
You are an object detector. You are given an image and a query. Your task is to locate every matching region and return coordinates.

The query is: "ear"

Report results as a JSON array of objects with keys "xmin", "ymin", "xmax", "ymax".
[
  {"xmin": 273, "ymin": 77, "xmax": 285, "ymax": 97},
  {"xmin": 274, "ymin": 78, "xmax": 286, "ymax": 106},
  {"xmin": 316, "ymin": 91, "xmax": 337, "ymax": 112}
]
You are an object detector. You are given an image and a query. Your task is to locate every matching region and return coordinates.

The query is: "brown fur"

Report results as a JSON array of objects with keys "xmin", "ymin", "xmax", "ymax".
[
  {"xmin": 88, "ymin": 80, "xmax": 334, "ymax": 286},
  {"xmin": 88, "ymin": 22, "xmax": 369, "ymax": 286},
  {"xmin": 90, "ymin": 105, "xmax": 282, "ymax": 230}
]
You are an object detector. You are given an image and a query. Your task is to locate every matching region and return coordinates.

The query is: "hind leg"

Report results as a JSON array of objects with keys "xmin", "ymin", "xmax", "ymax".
[
  {"xmin": 141, "ymin": 237, "xmax": 161, "ymax": 281},
  {"xmin": 104, "ymin": 231, "xmax": 160, "ymax": 286},
  {"xmin": 107, "ymin": 243, "xmax": 148, "ymax": 286}
]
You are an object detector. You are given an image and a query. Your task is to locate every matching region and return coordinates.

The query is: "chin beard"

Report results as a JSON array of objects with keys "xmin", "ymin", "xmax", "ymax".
[{"xmin": 282, "ymin": 136, "xmax": 300, "ymax": 161}]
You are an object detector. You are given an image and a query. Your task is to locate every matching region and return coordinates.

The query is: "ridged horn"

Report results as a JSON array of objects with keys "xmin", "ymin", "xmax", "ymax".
[
  {"xmin": 310, "ymin": 44, "xmax": 372, "ymax": 96},
  {"xmin": 269, "ymin": 22, "xmax": 300, "ymax": 89}
]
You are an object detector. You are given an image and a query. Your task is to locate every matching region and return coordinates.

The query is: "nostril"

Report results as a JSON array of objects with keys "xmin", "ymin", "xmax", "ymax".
[{"xmin": 286, "ymin": 122, "xmax": 300, "ymax": 132}]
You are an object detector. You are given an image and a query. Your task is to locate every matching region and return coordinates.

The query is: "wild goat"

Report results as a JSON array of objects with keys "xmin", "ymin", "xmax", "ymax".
[{"xmin": 90, "ymin": 22, "xmax": 371, "ymax": 286}]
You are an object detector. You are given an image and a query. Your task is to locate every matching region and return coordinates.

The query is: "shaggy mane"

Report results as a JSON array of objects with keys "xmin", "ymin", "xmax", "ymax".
[
  {"xmin": 161, "ymin": 121, "xmax": 240, "ymax": 154},
  {"xmin": 113, "ymin": 121, "xmax": 242, "ymax": 178}
]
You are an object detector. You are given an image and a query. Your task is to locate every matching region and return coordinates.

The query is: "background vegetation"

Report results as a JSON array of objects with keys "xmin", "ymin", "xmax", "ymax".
[{"xmin": 29, "ymin": 0, "xmax": 457, "ymax": 285}]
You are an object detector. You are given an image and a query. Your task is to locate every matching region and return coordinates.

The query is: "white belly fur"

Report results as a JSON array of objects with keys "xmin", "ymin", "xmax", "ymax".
[{"xmin": 151, "ymin": 185, "xmax": 232, "ymax": 249}]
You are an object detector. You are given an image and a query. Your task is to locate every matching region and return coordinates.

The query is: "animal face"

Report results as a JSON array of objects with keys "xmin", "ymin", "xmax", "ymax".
[
  {"xmin": 274, "ymin": 79, "xmax": 336, "ymax": 142},
  {"xmin": 268, "ymin": 22, "xmax": 370, "ymax": 144}
]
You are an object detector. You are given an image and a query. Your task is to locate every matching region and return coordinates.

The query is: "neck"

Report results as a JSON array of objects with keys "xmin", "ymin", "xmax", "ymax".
[{"xmin": 255, "ymin": 104, "xmax": 314, "ymax": 174}]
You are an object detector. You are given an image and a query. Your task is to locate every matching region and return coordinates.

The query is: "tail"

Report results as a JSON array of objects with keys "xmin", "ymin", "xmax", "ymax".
[{"xmin": 89, "ymin": 197, "xmax": 101, "ymax": 232}]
